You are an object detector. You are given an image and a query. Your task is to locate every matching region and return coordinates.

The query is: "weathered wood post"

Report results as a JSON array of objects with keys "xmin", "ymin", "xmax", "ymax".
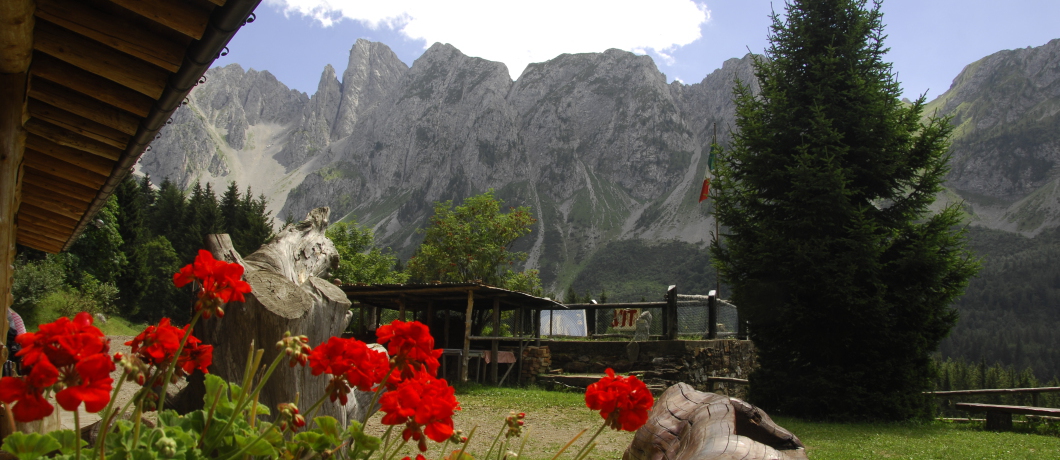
[
  {"xmin": 460, "ymin": 289, "xmax": 474, "ymax": 383},
  {"xmin": 586, "ymin": 308, "xmax": 596, "ymax": 336},
  {"xmin": 180, "ymin": 208, "xmax": 369, "ymax": 425},
  {"xmin": 665, "ymin": 285, "xmax": 677, "ymax": 340},
  {"xmin": 708, "ymin": 290, "xmax": 718, "ymax": 339},
  {"xmin": 490, "ymin": 297, "xmax": 500, "ymax": 384}
]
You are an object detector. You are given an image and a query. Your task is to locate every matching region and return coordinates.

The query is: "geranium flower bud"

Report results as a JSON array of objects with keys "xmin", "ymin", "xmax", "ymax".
[{"xmin": 154, "ymin": 436, "xmax": 177, "ymax": 458}]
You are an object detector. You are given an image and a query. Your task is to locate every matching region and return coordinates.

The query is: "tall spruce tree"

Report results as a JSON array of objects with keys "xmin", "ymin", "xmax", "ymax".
[{"xmin": 711, "ymin": 0, "xmax": 979, "ymax": 420}]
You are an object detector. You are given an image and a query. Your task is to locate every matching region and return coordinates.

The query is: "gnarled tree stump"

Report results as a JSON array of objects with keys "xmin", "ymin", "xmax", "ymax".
[
  {"xmin": 623, "ymin": 383, "xmax": 807, "ymax": 460},
  {"xmin": 177, "ymin": 208, "xmax": 370, "ymax": 424}
]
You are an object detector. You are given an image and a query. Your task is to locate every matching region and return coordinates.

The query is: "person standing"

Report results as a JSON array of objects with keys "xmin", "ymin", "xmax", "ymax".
[{"xmin": 4, "ymin": 309, "xmax": 25, "ymax": 376}]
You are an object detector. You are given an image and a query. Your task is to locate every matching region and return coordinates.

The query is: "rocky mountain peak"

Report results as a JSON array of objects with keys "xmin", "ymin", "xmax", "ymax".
[
  {"xmin": 927, "ymin": 38, "xmax": 1060, "ymax": 201},
  {"xmin": 333, "ymin": 39, "xmax": 409, "ymax": 140}
]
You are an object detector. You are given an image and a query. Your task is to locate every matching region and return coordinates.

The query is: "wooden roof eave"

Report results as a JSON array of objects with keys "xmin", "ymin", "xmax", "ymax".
[{"xmin": 60, "ymin": 0, "xmax": 262, "ymax": 252}]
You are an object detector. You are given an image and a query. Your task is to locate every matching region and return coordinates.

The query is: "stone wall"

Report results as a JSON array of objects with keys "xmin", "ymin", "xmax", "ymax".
[{"xmin": 541, "ymin": 339, "xmax": 757, "ymax": 397}]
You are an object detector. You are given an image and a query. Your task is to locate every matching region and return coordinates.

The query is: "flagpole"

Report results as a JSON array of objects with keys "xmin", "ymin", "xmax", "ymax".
[{"xmin": 712, "ymin": 123, "xmax": 720, "ymax": 297}]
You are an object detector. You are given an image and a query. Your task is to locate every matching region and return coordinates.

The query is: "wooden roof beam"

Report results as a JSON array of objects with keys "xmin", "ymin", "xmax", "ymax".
[
  {"xmin": 34, "ymin": 19, "xmax": 169, "ymax": 99},
  {"xmin": 20, "ymin": 182, "xmax": 86, "ymax": 220},
  {"xmin": 27, "ymin": 98, "xmax": 132, "ymax": 148},
  {"xmin": 29, "ymin": 76, "xmax": 140, "ymax": 136},
  {"xmin": 21, "ymin": 167, "xmax": 99, "ymax": 203},
  {"xmin": 24, "ymin": 118, "xmax": 123, "ymax": 161},
  {"xmin": 16, "ymin": 222, "xmax": 69, "ymax": 247},
  {"xmin": 18, "ymin": 202, "xmax": 78, "ymax": 232},
  {"xmin": 23, "ymin": 153, "xmax": 109, "ymax": 190},
  {"xmin": 34, "ymin": 0, "xmax": 187, "ymax": 73},
  {"xmin": 31, "ymin": 53, "xmax": 155, "ymax": 118},
  {"xmin": 21, "ymin": 178, "xmax": 92, "ymax": 210},
  {"xmin": 109, "ymin": 0, "xmax": 211, "ymax": 40},
  {"xmin": 27, "ymin": 99, "xmax": 132, "ymax": 149},
  {"xmin": 26, "ymin": 134, "xmax": 113, "ymax": 176},
  {"xmin": 15, "ymin": 230, "xmax": 63, "ymax": 254}
]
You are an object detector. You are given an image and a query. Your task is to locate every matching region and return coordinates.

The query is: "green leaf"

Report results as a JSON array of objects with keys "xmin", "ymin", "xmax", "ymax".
[
  {"xmin": 46, "ymin": 430, "xmax": 87, "ymax": 456},
  {"xmin": 231, "ymin": 433, "xmax": 276, "ymax": 457},
  {"xmin": 203, "ymin": 374, "xmax": 230, "ymax": 409},
  {"xmin": 313, "ymin": 416, "xmax": 342, "ymax": 441},
  {"xmin": 1, "ymin": 432, "xmax": 61, "ymax": 460}
]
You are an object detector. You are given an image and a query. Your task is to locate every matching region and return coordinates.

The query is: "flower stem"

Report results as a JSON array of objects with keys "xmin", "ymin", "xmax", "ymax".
[
  {"xmin": 570, "ymin": 422, "xmax": 607, "ymax": 460},
  {"xmin": 218, "ymin": 421, "xmax": 279, "ymax": 460},
  {"xmin": 380, "ymin": 437, "xmax": 409, "ymax": 460},
  {"xmin": 97, "ymin": 367, "xmax": 130, "ymax": 460},
  {"xmin": 156, "ymin": 310, "xmax": 204, "ymax": 423},
  {"xmin": 483, "ymin": 420, "xmax": 507, "ymax": 460},
  {"xmin": 549, "ymin": 428, "xmax": 587, "ymax": 460},
  {"xmin": 516, "ymin": 426, "xmax": 531, "ymax": 460},
  {"xmin": 360, "ymin": 371, "xmax": 392, "ymax": 425},
  {"xmin": 203, "ymin": 349, "xmax": 287, "ymax": 453},
  {"xmin": 196, "ymin": 383, "xmax": 226, "ymax": 450},
  {"xmin": 304, "ymin": 388, "xmax": 332, "ymax": 420},
  {"xmin": 73, "ymin": 409, "xmax": 81, "ymax": 460},
  {"xmin": 131, "ymin": 396, "xmax": 145, "ymax": 450},
  {"xmin": 454, "ymin": 426, "xmax": 478, "ymax": 460}
]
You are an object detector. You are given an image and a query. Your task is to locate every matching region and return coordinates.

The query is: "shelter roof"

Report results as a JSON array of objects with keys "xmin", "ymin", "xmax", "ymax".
[
  {"xmin": 340, "ymin": 282, "xmax": 565, "ymax": 313},
  {"xmin": 1, "ymin": 0, "xmax": 262, "ymax": 253}
]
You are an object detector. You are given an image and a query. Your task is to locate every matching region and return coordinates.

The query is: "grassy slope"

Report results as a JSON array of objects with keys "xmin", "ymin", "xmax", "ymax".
[{"xmin": 366, "ymin": 386, "xmax": 1060, "ymax": 460}]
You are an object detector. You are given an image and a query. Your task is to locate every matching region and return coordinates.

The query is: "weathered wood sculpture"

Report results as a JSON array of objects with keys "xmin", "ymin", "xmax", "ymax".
[
  {"xmin": 180, "ymin": 207, "xmax": 369, "ymax": 424},
  {"xmin": 623, "ymin": 383, "xmax": 807, "ymax": 460}
]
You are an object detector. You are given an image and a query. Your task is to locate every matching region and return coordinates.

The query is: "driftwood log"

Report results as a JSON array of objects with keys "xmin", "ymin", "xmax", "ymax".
[
  {"xmin": 175, "ymin": 207, "xmax": 371, "ymax": 424},
  {"xmin": 623, "ymin": 383, "xmax": 807, "ymax": 460}
]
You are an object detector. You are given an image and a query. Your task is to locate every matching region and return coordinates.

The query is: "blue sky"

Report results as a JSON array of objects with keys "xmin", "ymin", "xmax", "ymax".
[{"xmin": 213, "ymin": 0, "xmax": 1059, "ymax": 102}]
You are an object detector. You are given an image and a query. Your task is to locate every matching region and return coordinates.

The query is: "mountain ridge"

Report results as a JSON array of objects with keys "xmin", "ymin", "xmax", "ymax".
[{"xmin": 139, "ymin": 37, "xmax": 1060, "ymax": 290}]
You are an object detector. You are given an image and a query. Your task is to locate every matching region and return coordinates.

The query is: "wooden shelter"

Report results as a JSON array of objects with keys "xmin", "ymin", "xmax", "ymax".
[
  {"xmin": 0, "ymin": 0, "xmax": 262, "ymax": 354},
  {"xmin": 341, "ymin": 283, "xmax": 563, "ymax": 384}
]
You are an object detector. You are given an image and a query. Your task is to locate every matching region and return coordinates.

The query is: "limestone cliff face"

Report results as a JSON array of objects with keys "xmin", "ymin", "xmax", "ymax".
[
  {"xmin": 140, "ymin": 41, "xmax": 749, "ymax": 287},
  {"xmin": 332, "ymin": 39, "xmax": 409, "ymax": 140},
  {"xmin": 925, "ymin": 38, "xmax": 1060, "ymax": 234},
  {"xmin": 930, "ymin": 38, "xmax": 1060, "ymax": 200},
  {"xmin": 273, "ymin": 43, "xmax": 752, "ymax": 283},
  {"xmin": 140, "ymin": 64, "xmax": 308, "ymax": 185},
  {"xmin": 140, "ymin": 37, "xmax": 1060, "ymax": 285}
]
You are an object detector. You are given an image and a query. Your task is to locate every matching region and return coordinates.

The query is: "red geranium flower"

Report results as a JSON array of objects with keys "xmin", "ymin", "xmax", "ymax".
[
  {"xmin": 0, "ymin": 359, "xmax": 59, "ymax": 422},
  {"xmin": 308, "ymin": 337, "xmax": 389, "ymax": 404},
  {"xmin": 376, "ymin": 320, "xmax": 442, "ymax": 380},
  {"xmin": 126, "ymin": 318, "xmax": 212, "ymax": 380},
  {"xmin": 0, "ymin": 313, "xmax": 115, "ymax": 422},
  {"xmin": 380, "ymin": 369, "xmax": 460, "ymax": 451},
  {"xmin": 17, "ymin": 312, "xmax": 108, "ymax": 369},
  {"xmin": 173, "ymin": 249, "xmax": 251, "ymax": 319},
  {"xmin": 55, "ymin": 353, "xmax": 115, "ymax": 413},
  {"xmin": 584, "ymin": 368, "xmax": 654, "ymax": 432},
  {"xmin": 126, "ymin": 318, "xmax": 183, "ymax": 366},
  {"xmin": 177, "ymin": 335, "xmax": 213, "ymax": 376}
]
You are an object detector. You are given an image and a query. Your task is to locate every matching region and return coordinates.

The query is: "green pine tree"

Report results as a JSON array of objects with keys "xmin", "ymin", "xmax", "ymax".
[
  {"xmin": 565, "ymin": 285, "xmax": 579, "ymax": 304},
  {"xmin": 234, "ymin": 191, "xmax": 274, "ymax": 256},
  {"xmin": 114, "ymin": 176, "xmax": 150, "ymax": 317},
  {"xmin": 711, "ymin": 0, "xmax": 979, "ymax": 420}
]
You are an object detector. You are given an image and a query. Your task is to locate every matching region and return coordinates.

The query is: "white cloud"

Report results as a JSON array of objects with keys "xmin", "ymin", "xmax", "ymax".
[{"xmin": 264, "ymin": 0, "xmax": 711, "ymax": 79}]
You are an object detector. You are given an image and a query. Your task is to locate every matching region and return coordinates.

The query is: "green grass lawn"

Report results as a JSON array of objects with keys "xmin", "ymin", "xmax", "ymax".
[
  {"xmin": 446, "ymin": 386, "xmax": 1060, "ymax": 460},
  {"xmin": 777, "ymin": 417, "xmax": 1060, "ymax": 459}
]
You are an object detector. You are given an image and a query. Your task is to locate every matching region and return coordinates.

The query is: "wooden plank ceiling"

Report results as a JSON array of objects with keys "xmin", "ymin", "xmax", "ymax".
[{"xmin": 14, "ymin": 0, "xmax": 261, "ymax": 253}]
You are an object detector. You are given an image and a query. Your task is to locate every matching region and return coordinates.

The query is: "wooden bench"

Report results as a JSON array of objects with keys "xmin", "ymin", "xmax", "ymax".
[{"xmin": 954, "ymin": 403, "xmax": 1060, "ymax": 430}]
